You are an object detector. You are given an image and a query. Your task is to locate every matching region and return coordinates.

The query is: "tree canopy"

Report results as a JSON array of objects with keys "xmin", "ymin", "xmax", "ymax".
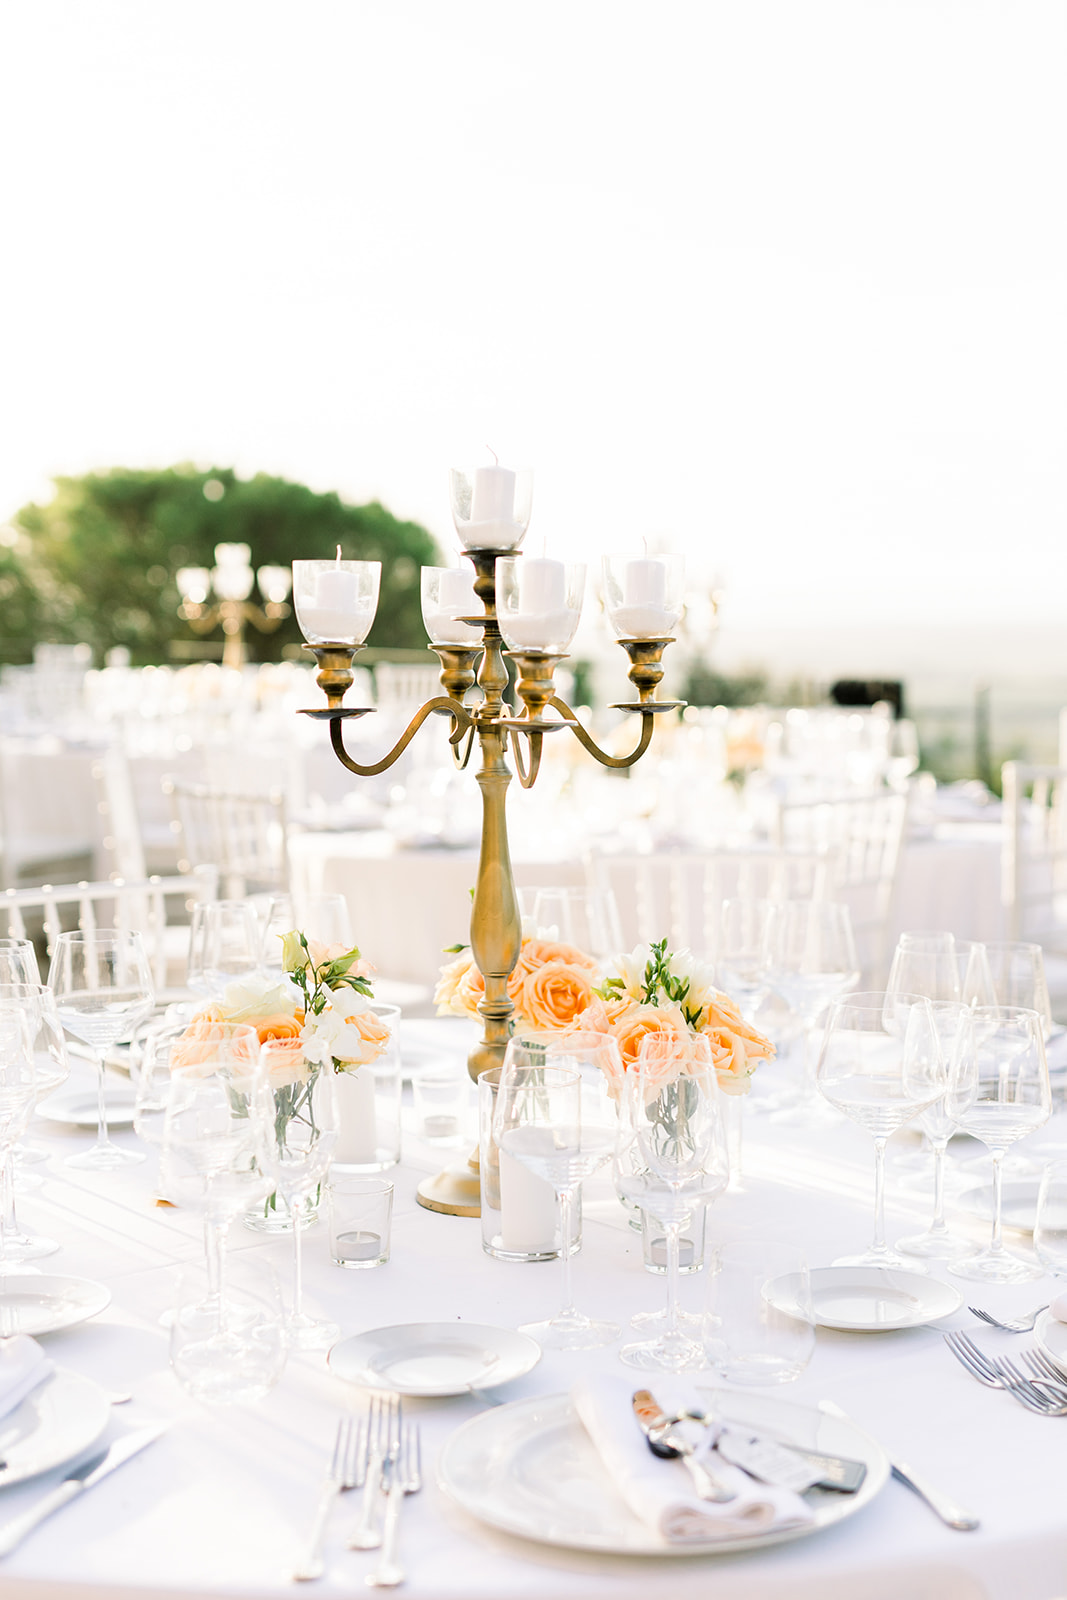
[{"xmin": 2, "ymin": 465, "xmax": 441, "ymax": 665}]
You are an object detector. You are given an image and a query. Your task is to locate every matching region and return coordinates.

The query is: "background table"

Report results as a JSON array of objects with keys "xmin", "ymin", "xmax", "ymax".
[{"xmin": 2, "ymin": 1019, "xmax": 1064, "ymax": 1600}]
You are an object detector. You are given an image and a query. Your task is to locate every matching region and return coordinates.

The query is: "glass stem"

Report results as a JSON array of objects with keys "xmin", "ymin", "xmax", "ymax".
[
  {"xmin": 203, "ymin": 1213, "xmax": 227, "ymax": 1334},
  {"xmin": 990, "ymin": 1149, "xmax": 1005, "ymax": 1255},
  {"xmin": 94, "ymin": 1051, "xmax": 113, "ymax": 1151},
  {"xmin": 292, "ymin": 1198, "xmax": 305, "ymax": 1321},
  {"xmin": 556, "ymin": 1186, "xmax": 577, "ymax": 1322},
  {"xmin": 664, "ymin": 1215, "xmax": 683, "ymax": 1340},
  {"xmin": 929, "ymin": 1138, "xmax": 949, "ymax": 1236},
  {"xmin": 871, "ymin": 1137, "xmax": 888, "ymax": 1254}
]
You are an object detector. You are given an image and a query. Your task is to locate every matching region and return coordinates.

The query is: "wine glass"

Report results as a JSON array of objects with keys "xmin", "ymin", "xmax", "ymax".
[
  {"xmin": 945, "ymin": 1005, "xmax": 1052, "ymax": 1283},
  {"xmin": 714, "ymin": 899, "xmax": 774, "ymax": 1021},
  {"xmin": 48, "ymin": 930, "xmax": 154, "ymax": 1170},
  {"xmin": 186, "ymin": 901, "xmax": 261, "ymax": 998},
  {"xmin": 886, "ymin": 932, "xmax": 961, "ymax": 1005},
  {"xmin": 1034, "ymin": 1162, "xmax": 1067, "ymax": 1277},
  {"xmin": 494, "ymin": 1042, "xmax": 619, "ymax": 1350},
  {"xmin": 982, "ymin": 944, "xmax": 1052, "ymax": 1036},
  {"xmin": 299, "ymin": 893, "xmax": 353, "ymax": 948},
  {"xmin": 617, "ymin": 1034, "xmax": 728, "ymax": 1372},
  {"xmin": 0, "ymin": 941, "xmax": 41, "ymax": 986},
  {"xmin": 0, "ymin": 1002, "xmax": 38, "ymax": 1283},
  {"xmin": 257, "ymin": 1039, "xmax": 340, "ymax": 1349},
  {"xmin": 956, "ymin": 942, "xmax": 995, "ymax": 1007},
  {"xmin": 0, "ymin": 985, "xmax": 68, "ymax": 1262},
  {"xmin": 258, "ymin": 894, "xmax": 295, "ymax": 980},
  {"xmin": 132, "ymin": 1020, "xmax": 191, "ymax": 1149},
  {"xmin": 895, "ymin": 1001, "xmax": 976, "ymax": 1262},
  {"xmin": 528, "ymin": 887, "xmax": 622, "ymax": 967},
  {"xmin": 816, "ymin": 992, "xmax": 944, "ymax": 1269},
  {"xmin": 767, "ymin": 900, "xmax": 860, "ymax": 1119},
  {"xmin": 158, "ymin": 1026, "xmax": 267, "ymax": 1331}
]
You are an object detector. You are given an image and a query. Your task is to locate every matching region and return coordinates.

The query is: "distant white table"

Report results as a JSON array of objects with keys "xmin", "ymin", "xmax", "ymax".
[{"xmin": 4, "ymin": 1025, "xmax": 1066, "ymax": 1600}]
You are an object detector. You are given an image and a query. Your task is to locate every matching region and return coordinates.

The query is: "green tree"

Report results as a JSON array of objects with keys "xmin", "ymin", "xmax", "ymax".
[{"xmin": 5, "ymin": 465, "xmax": 441, "ymax": 666}]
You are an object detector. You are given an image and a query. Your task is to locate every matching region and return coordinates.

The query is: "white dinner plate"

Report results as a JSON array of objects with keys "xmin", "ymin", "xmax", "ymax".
[
  {"xmin": 0, "ymin": 1368, "xmax": 111, "ymax": 1488},
  {"xmin": 1033, "ymin": 1309, "xmax": 1067, "ymax": 1375},
  {"xmin": 957, "ymin": 1180, "xmax": 1042, "ymax": 1233},
  {"xmin": 35, "ymin": 1089, "xmax": 137, "ymax": 1128},
  {"xmin": 766, "ymin": 1267, "xmax": 961, "ymax": 1331},
  {"xmin": 0, "ymin": 1276, "xmax": 112, "ymax": 1337},
  {"xmin": 329, "ymin": 1321, "xmax": 541, "ymax": 1396},
  {"xmin": 438, "ymin": 1388, "xmax": 888, "ymax": 1557}
]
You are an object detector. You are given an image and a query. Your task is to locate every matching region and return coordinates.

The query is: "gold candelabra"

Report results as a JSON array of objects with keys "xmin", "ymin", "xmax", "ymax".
[
  {"xmin": 176, "ymin": 545, "xmax": 292, "ymax": 670},
  {"xmin": 300, "ymin": 546, "xmax": 680, "ymax": 1213}
]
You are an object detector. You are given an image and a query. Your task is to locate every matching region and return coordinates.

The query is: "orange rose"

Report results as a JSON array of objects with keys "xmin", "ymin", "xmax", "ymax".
[
  {"xmin": 517, "ymin": 960, "xmax": 597, "ymax": 1031},
  {"xmin": 507, "ymin": 937, "xmax": 598, "ymax": 1005},
  {"xmin": 434, "ymin": 951, "xmax": 484, "ymax": 1020},
  {"xmin": 697, "ymin": 991, "xmax": 775, "ymax": 1095},
  {"xmin": 254, "ymin": 1013, "xmax": 303, "ymax": 1046},
  {"xmin": 259, "ymin": 1036, "xmax": 309, "ymax": 1088},
  {"xmin": 171, "ymin": 1017, "xmax": 258, "ymax": 1073}
]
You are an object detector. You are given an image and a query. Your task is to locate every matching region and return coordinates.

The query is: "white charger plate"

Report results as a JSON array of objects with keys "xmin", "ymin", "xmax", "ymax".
[
  {"xmin": 328, "ymin": 1321, "xmax": 540, "ymax": 1396},
  {"xmin": 1033, "ymin": 1309, "xmax": 1067, "ymax": 1375},
  {"xmin": 0, "ymin": 1368, "xmax": 111, "ymax": 1488},
  {"xmin": 0, "ymin": 1275, "xmax": 112, "ymax": 1337},
  {"xmin": 438, "ymin": 1388, "xmax": 888, "ymax": 1556},
  {"xmin": 767, "ymin": 1267, "xmax": 961, "ymax": 1331},
  {"xmin": 35, "ymin": 1089, "xmax": 137, "ymax": 1128}
]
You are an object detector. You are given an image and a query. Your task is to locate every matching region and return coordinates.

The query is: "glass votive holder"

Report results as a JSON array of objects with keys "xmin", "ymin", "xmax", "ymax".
[
  {"xmin": 640, "ymin": 1205, "xmax": 707, "ymax": 1275},
  {"xmin": 420, "ymin": 565, "xmax": 481, "ymax": 645},
  {"xmin": 449, "ymin": 465, "xmax": 533, "ymax": 551},
  {"xmin": 601, "ymin": 552, "xmax": 684, "ymax": 640},
  {"xmin": 478, "ymin": 1066, "xmax": 580, "ymax": 1262},
  {"xmin": 703, "ymin": 1240, "xmax": 816, "ymax": 1385},
  {"xmin": 495, "ymin": 557, "xmax": 585, "ymax": 653},
  {"xmin": 413, "ymin": 1068, "xmax": 470, "ymax": 1145},
  {"xmin": 328, "ymin": 1175, "xmax": 393, "ymax": 1269},
  {"xmin": 292, "ymin": 558, "xmax": 381, "ymax": 646}
]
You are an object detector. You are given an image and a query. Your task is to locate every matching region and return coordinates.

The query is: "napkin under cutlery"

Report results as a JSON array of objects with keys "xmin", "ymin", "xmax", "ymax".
[{"xmin": 572, "ymin": 1377, "xmax": 815, "ymax": 1545}]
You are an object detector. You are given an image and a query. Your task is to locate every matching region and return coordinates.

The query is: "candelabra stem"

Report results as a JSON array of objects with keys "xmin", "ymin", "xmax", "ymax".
[{"xmin": 468, "ymin": 721, "xmax": 522, "ymax": 1083}]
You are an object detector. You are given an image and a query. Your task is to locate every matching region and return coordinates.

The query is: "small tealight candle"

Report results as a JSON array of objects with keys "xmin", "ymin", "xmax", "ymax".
[{"xmin": 334, "ymin": 1229, "xmax": 383, "ymax": 1263}]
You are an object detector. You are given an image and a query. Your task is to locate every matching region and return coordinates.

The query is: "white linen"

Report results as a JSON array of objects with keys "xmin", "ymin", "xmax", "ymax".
[
  {"xmin": 572, "ymin": 1375, "xmax": 814, "ymax": 1543},
  {"xmin": 0, "ymin": 1336, "xmax": 52, "ymax": 1419}
]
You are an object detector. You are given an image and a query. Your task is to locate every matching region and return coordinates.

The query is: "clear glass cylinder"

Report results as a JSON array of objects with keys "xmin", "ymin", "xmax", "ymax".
[
  {"xmin": 331, "ymin": 1002, "xmax": 402, "ymax": 1172},
  {"xmin": 292, "ymin": 559, "xmax": 381, "ymax": 646},
  {"xmin": 449, "ymin": 465, "xmax": 533, "ymax": 551},
  {"xmin": 420, "ymin": 565, "xmax": 482, "ymax": 645},
  {"xmin": 601, "ymin": 552, "xmax": 684, "ymax": 640},
  {"xmin": 495, "ymin": 557, "xmax": 585, "ymax": 653},
  {"xmin": 478, "ymin": 1067, "xmax": 580, "ymax": 1262}
]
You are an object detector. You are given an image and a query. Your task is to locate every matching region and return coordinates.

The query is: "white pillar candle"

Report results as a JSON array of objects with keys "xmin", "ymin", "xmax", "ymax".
[
  {"xmin": 498, "ymin": 1148, "xmax": 558, "ymax": 1253},
  {"xmin": 470, "ymin": 465, "xmax": 516, "ymax": 525},
  {"xmin": 518, "ymin": 558, "xmax": 566, "ymax": 615},
  {"xmin": 623, "ymin": 558, "xmax": 668, "ymax": 608},
  {"xmin": 301, "ymin": 567, "xmax": 362, "ymax": 639},
  {"xmin": 439, "ymin": 567, "xmax": 475, "ymax": 610},
  {"xmin": 333, "ymin": 1067, "xmax": 378, "ymax": 1165}
]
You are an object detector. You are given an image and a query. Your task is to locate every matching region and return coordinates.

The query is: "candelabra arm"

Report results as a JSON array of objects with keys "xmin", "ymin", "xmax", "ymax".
[
  {"xmin": 549, "ymin": 696, "xmax": 656, "ymax": 770},
  {"xmin": 451, "ymin": 724, "xmax": 477, "ymax": 771},
  {"xmin": 510, "ymin": 728, "xmax": 544, "ymax": 789},
  {"xmin": 329, "ymin": 697, "xmax": 473, "ymax": 778}
]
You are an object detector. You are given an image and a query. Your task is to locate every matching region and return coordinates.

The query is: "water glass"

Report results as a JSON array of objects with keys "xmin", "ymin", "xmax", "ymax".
[
  {"xmin": 704, "ymin": 1241, "xmax": 815, "ymax": 1384},
  {"xmin": 1035, "ymin": 1162, "xmax": 1067, "ymax": 1277},
  {"xmin": 328, "ymin": 1175, "xmax": 393, "ymax": 1268},
  {"xmin": 186, "ymin": 901, "xmax": 261, "ymax": 997},
  {"xmin": 170, "ymin": 1261, "xmax": 286, "ymax": 1404},
  {"xmin": 478, "ymin": 1067, "xmax": 578, "ymax": 1263}
]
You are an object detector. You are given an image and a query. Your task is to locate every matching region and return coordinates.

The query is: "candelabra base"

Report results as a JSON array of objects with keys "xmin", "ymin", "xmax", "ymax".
[{"xmin": 416, "ymin": 1152, "xmax": 481, "ymax": 1217}]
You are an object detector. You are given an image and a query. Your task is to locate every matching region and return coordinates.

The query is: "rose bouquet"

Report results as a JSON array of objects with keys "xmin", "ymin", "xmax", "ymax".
[
  {"xmin": 435, "ymin": 935, "xmax": 600, "ymax": 1032},
  {"xmin": 573, "ymin": 937, "xmax": 775, "ymax": 1099}
]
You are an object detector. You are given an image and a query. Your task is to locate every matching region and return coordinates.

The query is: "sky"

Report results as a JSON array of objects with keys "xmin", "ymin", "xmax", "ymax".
[{"xmin": 0, "ymin": 0, "xmax": 1064, "ymax": 655}]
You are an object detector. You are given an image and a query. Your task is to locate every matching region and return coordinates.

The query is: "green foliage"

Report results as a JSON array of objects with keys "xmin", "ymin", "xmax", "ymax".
[
  {"xmin": 0, "ymin": 539, "xmax": 47, "ymax": 664},
  {"xmin": 682, "ymin": 659, "xmax": 769, "ymax": 708},
  {"xmin": 4, "ymin": 465, "xmax": 441, "ymax": 666}
]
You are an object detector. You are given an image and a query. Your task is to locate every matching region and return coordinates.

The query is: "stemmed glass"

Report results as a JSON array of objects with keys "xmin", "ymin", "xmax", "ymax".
[
  {"xmin": 186, "ymin": 901, "xmax": 261, "ymax": 998},
  {"xmin": 528, "ymin": 887, "xmax": 623, "ymax": 967},
  {"xmin": 886, "ymin": 932, "xmax": 960, "ymax": 1005},
  {"xmin": 48, "ymin": 930, "xmax": 154, "ymax": 1170},
  {"xmin": 982, "ymin": 944, "xmax": 1052, "ymax": 1036},
  {"xmin": 158, "ymin": 1025, "xmax": 267, "ymax": 1329},
  {"xmin": 956, "ymin": 942, "xmax": 995, "ymax": 1008},
  {"xmin": 0, "ymin": 941, "xmax": 42, "ymax": 986},
  {"xmin": 257, "ymin": 1039, "xmax": 340, "ymax": 1349},
  {"xmin": 896, "ymin": 1002, "xmax": 976, "ymax": 1262},
  {"xmin": 714, "ymin": 899, "xmax": 774, "ymax": 1022},
  {"xmin": 945, "ymin": 1006, "xmax": 1052, "ymax": 1283},
  {"xmin": 0, "ymin": 1000, "xmax": 40, "ymax": 1276},
  {"xmin": 767, "ymin": 900, "xmax": 860, "ymax": 1119},
  {"xmin": 494, "ymin": 1046, "xmax": 619, "ymax": 1349},
  {"xmin": 0, "ymin": 986, "xmax": 68, "ymax": 1263},
  {"xmin": 816, "ymin": 992, "xmax": 944, "ymax": 1269},
  {"xmin": 617, "ymin": 1034, "xmax": 728, "ymax": 1372}
]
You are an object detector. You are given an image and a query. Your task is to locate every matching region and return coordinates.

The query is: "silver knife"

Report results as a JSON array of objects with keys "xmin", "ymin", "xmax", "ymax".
[
  {"xmin": 818, "ymin": 1401, "xmax": 978, "ymax": 1531},
  {"xmin": 0, "ymin": 1422, "xmax": 170, "ymax": 1557}
]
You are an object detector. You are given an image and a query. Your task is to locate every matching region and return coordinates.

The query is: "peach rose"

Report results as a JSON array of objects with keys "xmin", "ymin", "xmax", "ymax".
[
  {"xmin": 171, "ymin": 1016, "xmax": 258, "ymax": 1074},
  {"xmin": 507, "ymin": 938, "xmax": 598, "ymax": 1004},
  {"xmin": 517, "ymin": 960, "xmax": 597, "ymax": 1031},
  {"xmin": 259, "ymin": 1036, "xmax": 309, "ymax": 1088},
  {"xmin": 434, "ymin": 951, "xmax": 485, "ymax": 1020},
  {"xmin": 697, "ymin": 990, "xmax": 775, "ymax": 1095},
  {"xmin": 254, "ymin": 1013, "xmax": 304, "ymax": 1046}
]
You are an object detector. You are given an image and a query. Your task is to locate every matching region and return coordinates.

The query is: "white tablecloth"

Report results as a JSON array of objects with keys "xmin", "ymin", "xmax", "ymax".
[{"xmin": 4, "ymin": 1021, "xmax": 1067, "ymax": 1600}]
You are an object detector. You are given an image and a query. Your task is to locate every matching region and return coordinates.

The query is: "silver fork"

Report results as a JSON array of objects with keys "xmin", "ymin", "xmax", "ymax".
[
  {"xmin": 968, "ymin": 1304, "xmax": 1048, "ymax": 1333},
  {"xmin": 943, "ymin": 1331, "xmax": 1003, "ymax": 1389},
  {"xmin": 1021, "ymin": 1347, "xmax": 1067, "ymax": 1392},
  {"xmin": 292, "ymin": 1415, "xmax": 361, "ymax": 1582},
  {"xmin": 366, "ymin": 1422, "xmax": 422, "ymax": 1589},
  {"xmin": 349, "ymin": 1395, "xmax": 397, "ymax": 1552},
  {"xmin": 995, "ymin": 1356, "xmax": 1067, "ymax": 1415}
]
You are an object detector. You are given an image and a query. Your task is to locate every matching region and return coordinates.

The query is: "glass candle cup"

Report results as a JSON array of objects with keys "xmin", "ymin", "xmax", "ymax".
[
  {"xmin": 449, "ymin": 465, "xmax": 533, "ymax": 551},
  {"xmin": 495, "ymin": 557, "xmax": 584, "ymax": 654},
  {"xmin": 328, "ymin": 1175, "xmax": 393, "ymax": 1268},
  {"xmin": 420, "ymin": 565, "xmax": 482, "ymax": 645},
  {"xmin": 292, "ymin": 558, "xmax": 381, "ymax": 646},
  {"xmin": 601, "ymin": 552, "xmax": 684, "ymax": 640}
]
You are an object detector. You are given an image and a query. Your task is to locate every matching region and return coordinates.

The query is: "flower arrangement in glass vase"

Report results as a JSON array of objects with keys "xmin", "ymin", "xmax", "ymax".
[{"xmin": 175, "ymin": 933, "xmax": 390, "ymax": 1230}]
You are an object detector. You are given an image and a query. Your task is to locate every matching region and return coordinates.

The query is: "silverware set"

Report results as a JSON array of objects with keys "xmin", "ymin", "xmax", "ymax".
[
  {"xmin": 292, "ymin": 1397, "xmax": 422, "ymax": 1586},
  {"xmin": 944, "ymin": 1330, "xmax": 1067, "ymax": 1415}
]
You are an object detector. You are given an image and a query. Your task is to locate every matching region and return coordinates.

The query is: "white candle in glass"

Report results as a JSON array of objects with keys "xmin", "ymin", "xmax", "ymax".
[
  {"xmin": 503, "ymin": 557, "xmax": 578, "ymax": 650},
  {"xmin": 425, "ymin": 566, "xmax": 480, "ymax": 644},
  {"xmin": 463, "ymin": 464, "xmax": 524, "ymax": 549},
  {"xmin": 499, "ymin": 1147, "xmax": 558, "ymax": 1253},
  {"xmin": 333, "ymin": 1068, "xmax": 378, "ymax": 1165},
  {"xmin": 612, "ymin": 555, "xmax": 679, "ymax": 637}
]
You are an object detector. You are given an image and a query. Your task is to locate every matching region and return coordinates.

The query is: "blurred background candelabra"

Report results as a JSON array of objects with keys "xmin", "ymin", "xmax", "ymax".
[{"xmin": 177, "ymin": 543, "xmax": 293, "ymax": 670}]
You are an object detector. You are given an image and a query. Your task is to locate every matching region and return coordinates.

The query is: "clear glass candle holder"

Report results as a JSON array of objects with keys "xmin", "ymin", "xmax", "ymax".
[
  {"xmin": 331, "ymin": 1003, "xmax": 402, "ymax": 1172},
  {"xmin": 450, "ymin": 465, "xmax": 533, "ymax": 551},
  {"xmin": 495, "ymin": 557, "xmax": 585, "ymax": 653},
  {"xmin": 420, "ymin": 565, "xmax": 482, "ymax": 645},
  {"xmin": 601, "ymin": 552, "xmax": 684, "ymax": 640},
  {"xmin": 292, "ymin": 559, "xmax": 381, "ymax": 646},
  {"xmin": 328, "ymin": 1175, "xmax": 393, "ymax": 1268}
]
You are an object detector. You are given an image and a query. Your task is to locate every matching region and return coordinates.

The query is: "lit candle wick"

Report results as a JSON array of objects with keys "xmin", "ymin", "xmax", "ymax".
[
  {"xmin": 335, "ymin": 544, "xmax": 342, "ymax": 567},
  {"xmin": 486, "ymin": 445, "xmax": 499, "ymax": 466}
]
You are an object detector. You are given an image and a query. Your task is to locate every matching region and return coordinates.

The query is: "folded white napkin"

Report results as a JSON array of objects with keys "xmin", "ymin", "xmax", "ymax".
[
  {"xmin": 572, "ymin": 1375, "xmax": 815, "ymax": 1545},
  {"xmin": 1050, "ymin": 1292, "xmax": 1067, "ymax": 1323},
  {"xmin": 0, "ymin": 1336, "xmax": 53, "ymax": 1421}
]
